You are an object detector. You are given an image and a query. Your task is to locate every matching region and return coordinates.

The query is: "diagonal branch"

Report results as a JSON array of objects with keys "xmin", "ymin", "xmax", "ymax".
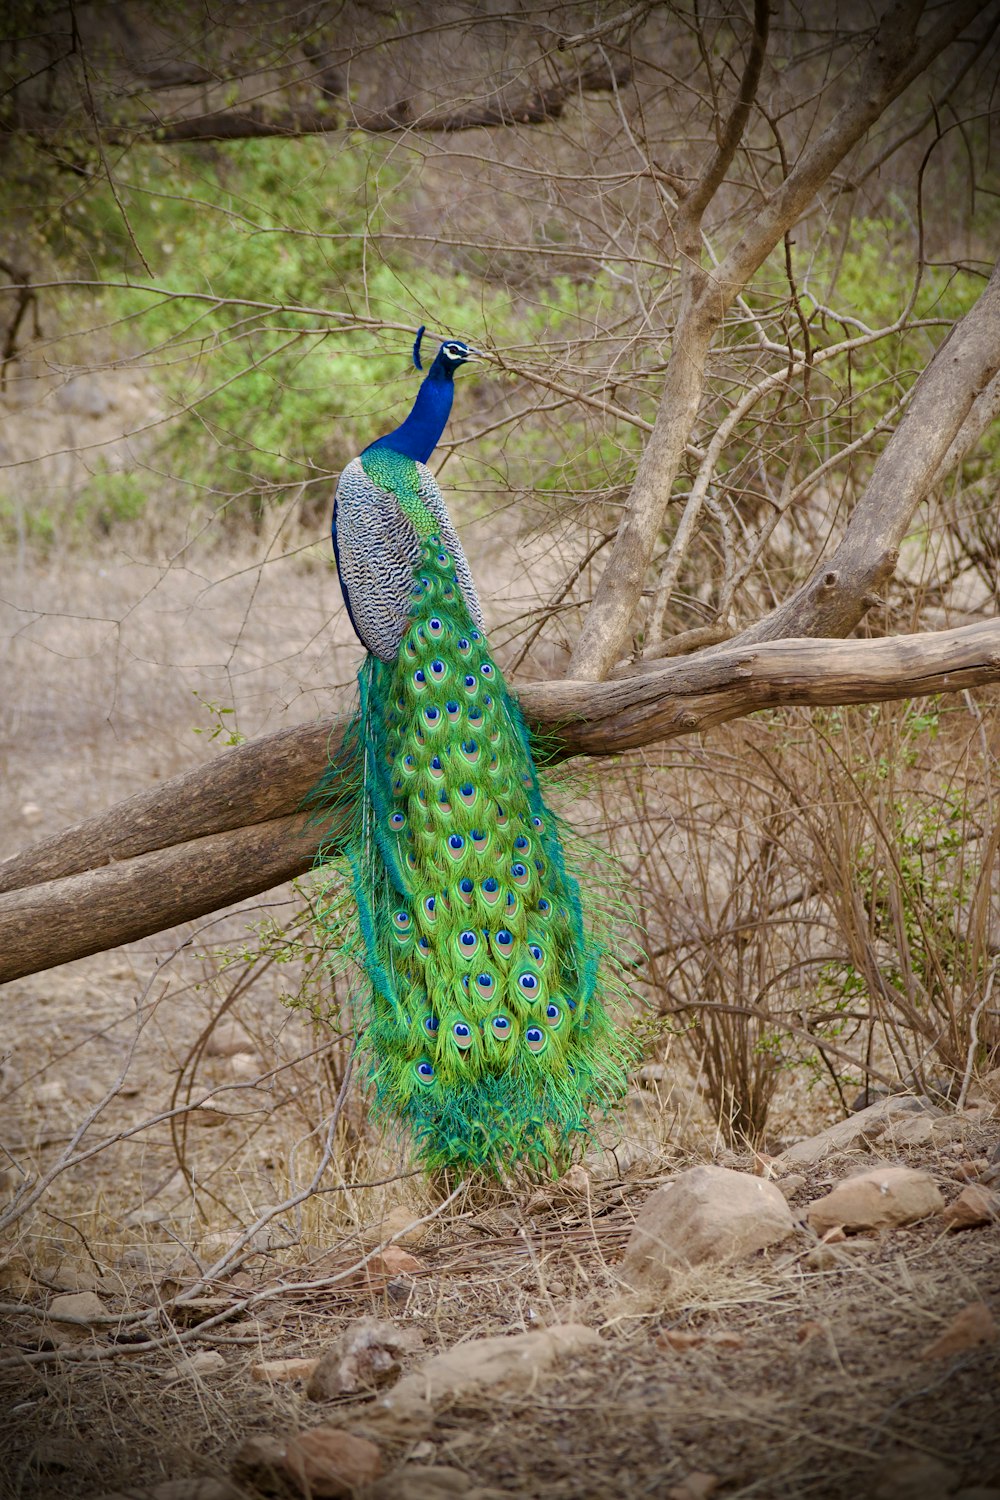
[
  {"xmin": 568, "ymin": 0, "xmax": 989, "ymax": 681},
  {"xmin": 2, "ymin": 618, "xmax": 1000, "ymax": 985},
  {"xmin": 733, "ymin": 256, "xmax": 1000, "ymax": 644}
]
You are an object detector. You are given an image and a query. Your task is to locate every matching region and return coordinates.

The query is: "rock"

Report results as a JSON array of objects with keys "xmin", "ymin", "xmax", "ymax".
[
  {"xmin": 796, "ymin": 1320, "xmax": 824, "ymax": 1343},
  {"xmin": 621, "ymin": 1166, "xmax": 795, "ymax": 1288},
  {"xmin": 559, "ymin": 1163, "xmax": 591, "ymax": 1195},
  {"xmin": 921, "ymin": 1301, "xmax": 997, "ymax": 1360},
  {"xmin": 775, "ymin": 1173, "xmax": 807, "ymax": 1200},
  {"xmin": 380, "ymin": 1323, "xmax": 601, "ymax": 1418},
  {"xmin": 635, "ymin": 1062, "xmax": 666, "ymax": 1086},
  {"xmin": 954, "ymin": 1160, "xmax": 990, "ymax": 1181},
  {"xmin": 890, "ymin": 1111, "xmax": 973, "ymax": 1149},
  {"xmin": 307, "ymin": 1317, "xmax": 422, "ymax": 1401},
  {"xmin": 871, "ymin": 1450, "xmax": 956, "ymax": 1499},
  {"xmin": 806, "ymin": 1167, "xmax": 944, "ymax": 1234},
  {"xmin": 369, "ymin": 1245, "xmax": 427, "ymax": 1277},
  {"xmin": 941, "ymin": 1185, "xmax": 1000, "ymax": 1230},
  {"xmin": 774, "ymin": 1096, "xmax": 933, "ymax": 1168},
  {"xmin": 282, "ymin": 1427, "xmax": 382, "ymax": 1498},
  {"xmin": 251, "ymin": 1356, "xmax": 320, "ymax": 1384},
  {"xmin": 47, "ymin": 1290, "xmax": 107, "ymax": 1341},
  {"xmin": 20, "ymin": 801, "xmax": 43, "ymax": 825}
]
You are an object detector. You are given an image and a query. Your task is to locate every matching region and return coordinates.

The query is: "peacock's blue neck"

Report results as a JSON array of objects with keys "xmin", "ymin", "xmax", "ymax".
[{"xmin": 364, "ymin": 356, "xmax": 455, "ymax": 465}]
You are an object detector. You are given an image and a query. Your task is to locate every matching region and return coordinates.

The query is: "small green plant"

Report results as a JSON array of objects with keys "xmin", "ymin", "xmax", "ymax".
[{"xmin": 191, "ymin": 691, "xmax": 246, "ymax": 746}]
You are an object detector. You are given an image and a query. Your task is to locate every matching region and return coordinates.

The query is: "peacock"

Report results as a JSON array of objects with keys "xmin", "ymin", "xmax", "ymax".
[{"xmin": 312, "ymin": 327, "xmax": 631, "ymax": 1175}]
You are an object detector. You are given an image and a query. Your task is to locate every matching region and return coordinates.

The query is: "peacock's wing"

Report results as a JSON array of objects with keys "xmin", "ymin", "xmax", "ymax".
[{"xmin": 332, "ymin": 458, "xmax": 484, "ymax": 661}]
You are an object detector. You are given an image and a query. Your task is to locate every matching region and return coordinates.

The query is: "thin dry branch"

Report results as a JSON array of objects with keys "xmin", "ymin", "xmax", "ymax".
[
  {"xmin": 2, "ymin": 619, "xmax": 999, "ymax": 985},
  {"xmin": 737, "ymin": 256, "xmax": 1000, "ymax": 643},
  {"xmin": 568, "ymin": 0, "xmax": 989, "ymax": 680}
]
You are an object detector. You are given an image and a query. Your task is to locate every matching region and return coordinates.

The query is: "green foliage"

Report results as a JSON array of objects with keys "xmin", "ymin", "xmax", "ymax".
[
  {"xmin": 191, "ymin": 690, "xmax": 247, "ymax": 747},
  {"xmin": 76, "ymin": 465, "xmax": 147, "ymax": 533}
]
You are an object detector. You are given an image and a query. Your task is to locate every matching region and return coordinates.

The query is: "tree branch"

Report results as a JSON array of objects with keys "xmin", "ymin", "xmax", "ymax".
[
  {"xmin": 567, "ymin": 0, "xmax": 988, "ymax": 681},
  {"xmin": 734, "ymin": 255, "xmax": 1000, "ymax": 643},
  {"xmin": 3, "ymin": 619, "xmax": 999, "ymax": 985},
  {"xmin": 3, "ymin": 61, "xmax": 632, "ymax": 147}
]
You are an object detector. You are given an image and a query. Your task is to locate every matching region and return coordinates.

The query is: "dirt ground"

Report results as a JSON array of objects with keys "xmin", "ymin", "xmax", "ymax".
[{"xmin": 2, "ymin": 555, "xmax": 999, "ymax": 1500}]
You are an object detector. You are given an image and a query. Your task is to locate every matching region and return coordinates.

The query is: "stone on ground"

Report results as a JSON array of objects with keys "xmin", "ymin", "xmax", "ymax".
[
  {"xmin": 806, "ymin": 1166, "xmax": 944, "ymax": 1234},
  {"xmin": 621, "ymin": 1165, "xmax": 795, "ymax": 1289},
  {"xmin": 774, "ymin": 1096, "xmax": 932, "ymax": 1168},
  {"xmin": 307, "ymin": 1316, "xmax": 422, "ymax": 1401},
  {"xmin": 940, "ymin": 1184, "xmax": 1000, "ymax": 1230},
  {"xmin": 282, "ymin": 1427, "xmax": 382, "ymax": 1498},
  {"xmin": 380, "ymin": 1324, "xmax": 601, "ymax": 1418}
]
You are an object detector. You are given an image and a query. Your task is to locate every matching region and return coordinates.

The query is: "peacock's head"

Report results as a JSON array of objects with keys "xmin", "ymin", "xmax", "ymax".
[{"xmin": 413, "ymin": 325, "xmax": 479, "ymax": 376}]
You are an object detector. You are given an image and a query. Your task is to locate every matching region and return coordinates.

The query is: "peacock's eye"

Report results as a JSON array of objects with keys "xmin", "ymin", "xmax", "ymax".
[
  {"xmin": 424, "ymin": 1015, "xmax": 439, "ymax": 1033},
  {"xmin": 484, "ymin": 877, "xmax": 498, "ymax": 893},
  {"xmin": 511, "ymin": 863, "xmax": 526, "ymax": 878},
  {"xmin": 545, "ymin": 1003, "xmax": 560, "ymax": 1022},
  {"xmin": 417, "ymin": 1061, "xmax": 435, "ymax": 1080},
  {"xmin": 449, "ymin": 834, "xmax": 464, "ymax": 850},
  {"xmin": 514, "ymin": 836, "xmax": 528, "ymax": 851},
  {"xmin": 532, "ymin": 816, "xmax": 543, "ymax": 829},
  {"xmin": 389, "ymin": 812, "xmax": 405, "ymax": 829},
  {"xmin": 460, "ymin": 878, "xmax": 474, "ymax": 894},
  {"xmin": 464, "ymin": 675, "xmax": 476, "ymax": 688},
  {"xmin": 526, "ymin": 1027, "xmax": 545, "ymax": 1052},
  {"xmin": 460, "ymin": 930, "xmax": 476, "ymax": 948},
  {"xmin": 529, "ymin": 944, "xmax": 543, "ymax": 963},
  {"xmin": 518, "ymin": 973, "xmax": 538, "ymax": 993},
  {"xmin": 453, "ymin": 1021, "xmax": 473, "ymax": 1047},
  {"xmin": 538, "ymin": 899, "xmax": 550, "ymax": 913},
  {"xmin": 424, "ymin": 706, "xmax": 439, "ymax": 722},
  {"xmin": 414, "ymin": 670, "xmax": 425, "ymax": 684},
  {"xmin": 481, "ymin": 663, "xmax": 493, "ymax": 677},
  {"xmin": 491, "ymin": 1015, "xmax": 511, "ymax": 1037},
  {"xmin": 477, "ymin": 972, "xmax": 494, "ymax": 990},
  {"xmin": 431, "ymin": 756, "xmax": 442, "ymax": 770},
  {"xmin": 424, "ymin": 896, "xmax": 436, "ymax": 913}
]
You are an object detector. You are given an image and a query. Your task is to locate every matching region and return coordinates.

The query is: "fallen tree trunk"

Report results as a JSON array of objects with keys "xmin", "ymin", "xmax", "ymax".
[{"xmin": 2, "ymin": 618, "xmax": 999, "ymax": 985}]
